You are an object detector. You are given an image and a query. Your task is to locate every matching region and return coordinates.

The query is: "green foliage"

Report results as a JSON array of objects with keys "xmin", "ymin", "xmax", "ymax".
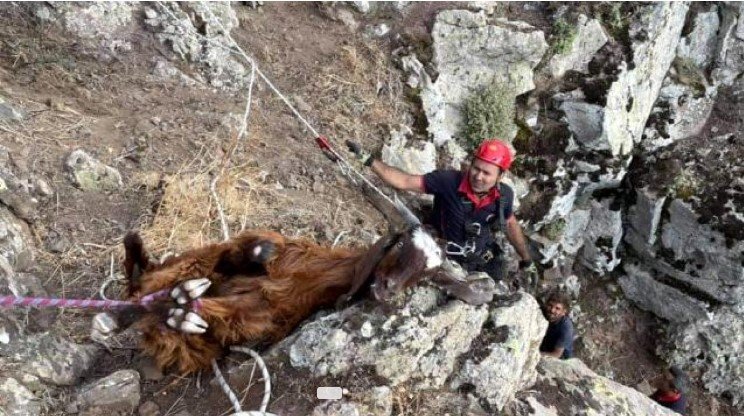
[
  {"xmin": 462, "ymin": 83, "xmax": 515, "ymax": 151},
  {"xmin": 543, "ymin": 218, "xmax": 567, "ymax": 241},
  {"xmin": 670, "ymin": 169, "xmax": 699, "ymax": 200},
  {"xmin": 551, "ymin": 18, "xmax": 578, "ymax": 55}
]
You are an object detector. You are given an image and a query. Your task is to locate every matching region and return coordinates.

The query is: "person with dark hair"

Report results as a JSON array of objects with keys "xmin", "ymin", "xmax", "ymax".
[
  {"xmin": 539, "ymin": 292, "xmax": 574, "ymax": 359},
  {"xmin": 650, "ymin": 366, "xmax": 688, "ymax": 414}
]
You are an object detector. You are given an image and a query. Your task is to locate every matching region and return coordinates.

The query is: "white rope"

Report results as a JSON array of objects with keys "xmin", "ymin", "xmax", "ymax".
[{"xmin": 155, "ymin": 1, "xmax": 396, "ymax": 208}]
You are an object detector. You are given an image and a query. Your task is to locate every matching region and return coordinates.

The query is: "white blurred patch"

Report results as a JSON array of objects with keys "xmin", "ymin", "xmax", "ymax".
[{"xmin": 412, "ymin": 228, "xmax": 443, "ymax": 269}]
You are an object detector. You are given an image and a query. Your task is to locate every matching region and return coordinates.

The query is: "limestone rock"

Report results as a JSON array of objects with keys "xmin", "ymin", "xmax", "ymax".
[
  {"xmin": 626, "ymin": 188, "xmax": 666, "ymax": 248},
  {"xmin": 75, "ymin": 370, "xmax": 141, "ymax": 415},
  {"xmin": 712, "ymin": 3, "xmax": 744, "ymax": 86},
  {"xmin": 0, "ymin": 207, "xmax": 34, "ymax": 278},
  {"xmin": 451, "ymin": 293, "xmax": 547, "ymax": 411},
  {"xmin": 561, "ymin": 3, "xmax": 689, "ymax": 156},
  {"xmin": 663, "ymin": 304, "xmax": 744, "ymax": 407},
  {"xmin": 511, "ymin": 358, "xmax": 679, "ymax": 415},
  {"xmin": 422, "ymin": 10, "xmax": 548, "ymax": 145},
  {"xmin": 547, "ymin": 15, "xmax": 609, "ymax": 79},
  {"xmin": 619, "ymin": 263, "xmax": 709, "ymax": 323},
  {"xmin": 660, "ymin": 199, "xmax": 743, "ymax": 304},
  {"xmin": 380, "ymin": 125, "xmax": 436, "ymax": 175},
  {"xmin": 0, "ymin": 377, "xmax": 41, "ymax": 416},
  {"xmin": 65, "ymin": 150, "xmax": 123, "ymax": 192},
  {"xmin": 676, "ymin": 6, "xmax": 720, "ymax": 68},
  {"xmin": 0, "ymin": 96, "xmax": 25, "ymax": 121},
  {"xmin": 578, "ymin": 198, "xmax": 623, "ymax": 274},
  {"xmin": 283, "ymin": 286, "xmax": 490, "ymax": 388},
  {"xmin": 146, "ymin": 2, "xmax": 247, "ymax": 90},
  {"xmin": 3, "ymin": 333, "xmax": 99, "ymax": 386}
]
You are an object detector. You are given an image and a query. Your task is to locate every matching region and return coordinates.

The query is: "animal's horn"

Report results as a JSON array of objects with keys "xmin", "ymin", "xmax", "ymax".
[{"xmin": 393, "ymin": 194, "xmax": 421, "ymax": 227}]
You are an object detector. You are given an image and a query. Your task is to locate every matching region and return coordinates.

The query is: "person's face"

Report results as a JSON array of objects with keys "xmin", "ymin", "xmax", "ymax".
[
  {"xmin": 468, "ymin": 158, "xmax": 502, "ymax": 193},
  {"xmin": 546, "ymin": 301, "xmax": 567, "ymax": 323}
]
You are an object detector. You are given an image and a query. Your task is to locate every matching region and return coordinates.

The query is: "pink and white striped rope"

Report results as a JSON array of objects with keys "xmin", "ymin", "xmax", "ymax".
[{"xmin": 0, "ymin": 289, "xmax": 170, "ymax": 310}]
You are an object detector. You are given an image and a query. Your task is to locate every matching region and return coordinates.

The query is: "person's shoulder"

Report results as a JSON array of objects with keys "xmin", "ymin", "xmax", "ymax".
[
  {"xmin": 499, "ymin": 182, "xmax": 514, "ymax": 197},
  {"xmin": 426, "ymin": 169, "xmax": 462, "ymax": 182}
]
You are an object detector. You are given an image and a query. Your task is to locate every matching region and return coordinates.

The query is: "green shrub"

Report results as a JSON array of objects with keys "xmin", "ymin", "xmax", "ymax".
[
  {"xmin": 551, "ymin": 18, "xmax": 578, "ymax": 55},
  {"xmin": 670, "ymin": 169, "xmax": 699, "ymax": 200},
  {"xmin": 462, "ymin": 83, "xmax": 515, "ymax": 151}
]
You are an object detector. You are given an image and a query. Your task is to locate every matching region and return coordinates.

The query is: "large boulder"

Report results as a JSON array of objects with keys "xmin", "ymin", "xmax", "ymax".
[
  {"xmin": 451, "ymin": 293, "xmax": 547, "ymax": 411},
  {"xmin": 561, "ymin": 2, "xmax": 689, "ymax": 156},
  {"xmin": 662, "ymin": 304, "xmax": 744, "ymax": 408},
  {"xmin": 1, "ymin": 332, "xmax": 99, "ymax": 386},
  {"xmin": 422, "ymin": 10, "xmax": 548, "ymax": 145},
  {"xmin": 0, "ymin": 377, "xmax": 41, "ymax": 416},
  {"xmin": 144, "ymin": 2, "xmax": 248, "ymax": 90},
  {"xmin": 510, "ymin": 358, "xmax": 679, "ymax": 415},
  {"xmin": 278, "ymin": 286, "xmax": 547, "ymax": 412},
  {"xmin": 73, "ymin": 370, "xmax": 141, "ymax": 415},
  {"xmin": 282, "ymin": 286, "xmax": 490, "ymax": 388}
]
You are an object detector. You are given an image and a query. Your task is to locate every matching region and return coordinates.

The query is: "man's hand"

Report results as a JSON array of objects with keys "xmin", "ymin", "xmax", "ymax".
[{"xmin": 345, "ymin": 140, "xmax": 374, "ymax": 167}]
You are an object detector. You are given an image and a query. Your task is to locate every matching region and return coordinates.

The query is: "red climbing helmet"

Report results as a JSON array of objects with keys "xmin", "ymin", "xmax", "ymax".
[{"xmin": 474, "ymin": 139, "xmax": 513, "ymax": 171}]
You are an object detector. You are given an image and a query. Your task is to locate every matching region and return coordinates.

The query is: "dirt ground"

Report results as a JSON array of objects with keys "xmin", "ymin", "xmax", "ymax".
[{"xmin": 0, "ymin": 3, "xmax": 738, "ymax": 416}]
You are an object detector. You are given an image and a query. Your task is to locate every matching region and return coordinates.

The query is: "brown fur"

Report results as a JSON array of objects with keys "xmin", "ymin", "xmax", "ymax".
[{"xmin": 125, "ymin": 229, "xmax": 425, "ymax": 374}]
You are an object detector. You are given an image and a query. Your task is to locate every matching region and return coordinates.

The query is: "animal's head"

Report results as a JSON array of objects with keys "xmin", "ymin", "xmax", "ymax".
[{"xmin": 356, "ymin": 196, "xmax": 444, "ymax": 302}]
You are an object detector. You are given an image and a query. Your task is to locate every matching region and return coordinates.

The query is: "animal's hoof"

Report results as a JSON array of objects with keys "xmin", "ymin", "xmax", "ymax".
[
  {"xmin": 166, "ymin": 308, "xmax": 209, "ymax": 334},
  {"xmin": 248, "ymin": 240, "xmax": 275, "ymax": 263},
  {"xmin": 170, "ymin": 278, "xmax": 212, "ymax": 304}
]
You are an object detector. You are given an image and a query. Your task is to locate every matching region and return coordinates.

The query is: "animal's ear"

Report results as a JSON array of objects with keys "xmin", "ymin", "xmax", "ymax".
[
  {"xmin": 431, "ymin": 270, "xmax": 495, "ymax": 306},
  {"xmin": 123, "ymin": 231, "xmax": 150, "ymax": 295}
]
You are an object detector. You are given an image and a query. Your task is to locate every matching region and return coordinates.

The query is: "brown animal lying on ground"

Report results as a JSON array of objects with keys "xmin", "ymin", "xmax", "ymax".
[{"xmin": 114, "ymin": 205, "xmax": 490, "ymax": 374}]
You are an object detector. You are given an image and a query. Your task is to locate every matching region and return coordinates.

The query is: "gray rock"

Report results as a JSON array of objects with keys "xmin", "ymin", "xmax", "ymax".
[
  {"xmin": 642, "ymin": 80, "xmax": 715, "ymax": 150},
  {"xmin": 511, "ymin": 358, "xmax": 679, "ymax": 415},
  {"xmin": 0, "ymin": 207, "xmax": 34, "ymax": 277},
  {"xmin": 75, "ymin": 370, "xmax": 141, "ymax": 415},
  {"xmin": 4, "ymin": 333, "xmax": 99, "ymax": 386},
  {"xmin": 712, "ymin": 3, "xmax": 744, "ymax": 86},
  {"xmin": 138, "ymin": 400, "xmax": 160, "ymax": 416},
  {"xmin": 677, "ymin": 6, "xmax": 720, "ymax": 68},
  {"xmin": 451, "ymin": 293, "xmax": 547, "ymax": 411},
  {"xmin": 546, "ymin": 15, "xmax": 609, "ymax": 79},
  {"xmin": 663, "ymin": 304, "xmax": 744, "ymax": 407},
  {"xmin": 579, "ymin": 199, "xmax": 623, "ymax": 274},
  {"xmin": 349, "ymin": 1, "xmax": 370, "ymax": 14},
  {"xmin": 619, "ymin": 263, "xmax": 709, "ymax": 323},
  {"xmin": 281, "ymin": 286, "xmax": 490, "ymax": 388},
  {"xmin": 147, "ymin": 3, "xmax": 248, "ymax": 90},
  {"xmin": 380, "ymin": 125, "xmax": 436, "ymax": 175},
  {"xmin": 660, "ymin": 199, "xmax": 743, "ymax": 304},
  {"xmin": 65, "ymin": 150, "xmax": 123, "ymax": 192},
  {"xmin": 422, "ymin": 10, "xmax": 548, "ymax": 145},
  {"xmin": 0, "ymin": 97, "xmax": 26, "ymax": 121},
  {"xmin": 626, "ymin": 188, "xmax": 666, "ymax": 247},
  {"xmin": 559, "ymin": 101, "xmax": 605, "ymax": 151},
  {"xmin": 561, "ymin": 3, "xmax": 689, "ymax": 156},
  {"xmin": 0, "ymin": 377, "xmax": 41, "ymax": 416}
]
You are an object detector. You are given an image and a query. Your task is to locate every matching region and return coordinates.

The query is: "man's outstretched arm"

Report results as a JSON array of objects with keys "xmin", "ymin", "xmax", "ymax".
[
  {"xmin": 369, "ymin": 159, "xmax": 424, "ymax": 193},
  {"xmin": 505, "ymin": 214, "xmax": 531, "ymax": 262}
]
